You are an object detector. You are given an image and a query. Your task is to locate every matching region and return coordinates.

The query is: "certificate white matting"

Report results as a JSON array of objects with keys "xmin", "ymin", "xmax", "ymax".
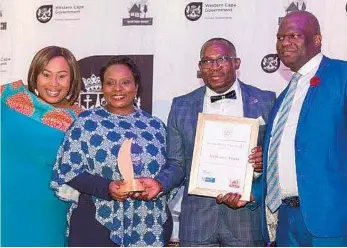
[{"xmin": 188, "ymin": 113, "xmax": 259, "ymax": 201}]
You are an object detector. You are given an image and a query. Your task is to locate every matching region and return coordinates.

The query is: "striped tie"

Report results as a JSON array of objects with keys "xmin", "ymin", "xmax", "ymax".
[{"xmin": 266, "ymin": 72, "xmax": 301, "ymax": 213}]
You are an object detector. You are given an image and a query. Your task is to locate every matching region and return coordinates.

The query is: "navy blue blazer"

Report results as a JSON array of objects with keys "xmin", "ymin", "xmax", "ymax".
[{"xmin": 260, "ymin": 56, "xmax": 347, "ymax": 242}]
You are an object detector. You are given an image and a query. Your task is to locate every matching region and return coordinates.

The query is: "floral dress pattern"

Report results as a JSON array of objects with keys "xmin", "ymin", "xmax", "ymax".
[{"xmin": 1, "ymin": 80, "xmax": 81, "ymax": 131}]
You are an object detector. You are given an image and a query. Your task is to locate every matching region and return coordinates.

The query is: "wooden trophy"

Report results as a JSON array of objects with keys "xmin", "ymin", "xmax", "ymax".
[{"xmin": 117, "ymin": 138, "xmax": 145, "ymax": 192}]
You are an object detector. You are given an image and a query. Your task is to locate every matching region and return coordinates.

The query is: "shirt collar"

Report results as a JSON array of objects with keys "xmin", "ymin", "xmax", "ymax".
[
  {"xmin": 297, "ymin": 53, "xmax": 323, "ymax": 76},
  {"xmin": 205, "ymin": 79, "xmax": 241, "ymax": 98}
]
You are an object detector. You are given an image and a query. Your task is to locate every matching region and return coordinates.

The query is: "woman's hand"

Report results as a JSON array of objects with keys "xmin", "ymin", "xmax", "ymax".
[
  {"xmin": 130, "ymin": 178, "xmax": 163, "ymax": 201},
  {"xmin": 108, "ymin": 180, "xmax": 129, "ymax": 202}
]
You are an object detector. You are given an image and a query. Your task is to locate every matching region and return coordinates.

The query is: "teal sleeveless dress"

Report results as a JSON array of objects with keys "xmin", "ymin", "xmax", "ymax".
[{"xmin": 1, "ymin": 81, "xmax": 80, "ymax": 246}]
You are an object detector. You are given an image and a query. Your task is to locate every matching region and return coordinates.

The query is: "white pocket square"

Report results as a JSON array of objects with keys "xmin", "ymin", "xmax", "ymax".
[{"xmin": 257, "ymin": 116, "xmax": 266, "ymax": 126}]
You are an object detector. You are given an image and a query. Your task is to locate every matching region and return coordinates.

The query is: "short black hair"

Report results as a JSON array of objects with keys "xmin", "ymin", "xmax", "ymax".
[
  {"xmin": 100, "ymin": 55, "xmax": 141, "ymax": 86},
  {"xmin": 200, "ymin": 37, "xmax": 237, "ymax": 58}
]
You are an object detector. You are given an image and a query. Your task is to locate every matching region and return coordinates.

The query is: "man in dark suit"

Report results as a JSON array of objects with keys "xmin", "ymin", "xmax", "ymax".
[
  {"xmin": 156, "ymin": 37, "xmax": 275, "ymax": 246},
  {"xmin": 258, "ymin": 11, "xmax": 347, "ymax": 246}
]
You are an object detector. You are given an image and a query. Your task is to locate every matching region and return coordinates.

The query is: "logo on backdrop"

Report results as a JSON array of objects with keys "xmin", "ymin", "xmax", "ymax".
[
  {"xmin": 185, "ymin": 2, "xmax": 203, "ymax": 21},
  {"xmin": 1, "ymin": 57, "xmax": 11, "ymax": 67},
  {"xmin": 80, "ymin": 74, "xmax": 104, "ymax": 109},
  {"xmin": 36, "ymin": 5, "xmax": 53, "ymax": 23},
  {"xmin": 185, "ymin": 2, "xmax": 237, "ymax": 21},
  {"xmin": 36, "ymin": 4, "xmax": 84, "ymax": 23},
  {"xmin": 279, "ymin": 1, "xmax": 307, "ymax": 24},
  {"xmin": 123, "ymin": 1, "xmax": 153, "ymax": 26},
  {"xmin": 0, "ymin": 22, "xmax": 7, "ymax": 30},
  {"xmin": 0, "ymin": 3, "xmax": 8, "ymax": 30},
  {"xmin": 261, "ymin": 54, "xmax": 280, "ymax": 73},
  {"xmin": 78, "ymin": 55, "xmax": 154, "ymax": 114}
]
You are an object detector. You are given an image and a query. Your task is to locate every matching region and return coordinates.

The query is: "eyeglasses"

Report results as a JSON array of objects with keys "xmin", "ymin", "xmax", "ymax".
[{"xmin": 199, "ymin": 56, "xmax": 236, "ymax": 69}]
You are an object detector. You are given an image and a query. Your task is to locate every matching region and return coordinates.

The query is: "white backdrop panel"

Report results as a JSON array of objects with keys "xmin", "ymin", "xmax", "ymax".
[{"xmin": 1, "ymin": 0, "xmax": 347, "ymax": 241}]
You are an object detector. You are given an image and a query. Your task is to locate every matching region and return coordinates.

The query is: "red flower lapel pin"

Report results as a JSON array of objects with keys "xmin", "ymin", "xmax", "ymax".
[{"xmin": 310, "ymin": 76, "xmax": 320, "ymax": 86}]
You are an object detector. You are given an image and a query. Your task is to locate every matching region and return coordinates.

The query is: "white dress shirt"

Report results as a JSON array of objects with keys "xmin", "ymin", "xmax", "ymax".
[
  {"xmin": 272, "ymin": 53, "xmax": 323, "ymax": 198},
  {"xmin": 203, "ymin": 79, "xmax": 243, "ymax": 117}
]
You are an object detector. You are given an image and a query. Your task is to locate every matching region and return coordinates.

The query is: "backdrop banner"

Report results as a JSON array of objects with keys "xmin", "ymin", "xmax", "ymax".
[{"xmin": 1, "ymin": 0, "xmax": 346, "ymax": 242}]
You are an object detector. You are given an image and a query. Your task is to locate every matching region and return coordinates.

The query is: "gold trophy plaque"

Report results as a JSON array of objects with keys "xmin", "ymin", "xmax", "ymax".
[{"xmin": 117, "ymin": 138, "xmax": 145, "ymax": 192}]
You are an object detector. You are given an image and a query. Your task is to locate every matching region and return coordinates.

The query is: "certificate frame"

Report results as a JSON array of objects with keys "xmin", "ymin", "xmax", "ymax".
[{"xmin": 188, "ymin": 113, "xmax": 259, "ymax": 201}]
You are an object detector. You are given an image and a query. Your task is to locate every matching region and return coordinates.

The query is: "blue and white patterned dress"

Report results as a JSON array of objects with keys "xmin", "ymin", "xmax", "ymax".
[{"xmin": 51, "ymin": 106, "xmax": 169, "ymax": 246}]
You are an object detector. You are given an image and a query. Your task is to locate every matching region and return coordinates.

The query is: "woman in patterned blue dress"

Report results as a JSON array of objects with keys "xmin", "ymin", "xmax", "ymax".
[{"xmin": 51, "ymin": 56, "xmax": 182, "ymax": 246}]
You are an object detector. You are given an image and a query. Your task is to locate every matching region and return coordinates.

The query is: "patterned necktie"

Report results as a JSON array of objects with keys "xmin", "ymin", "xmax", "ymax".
[
  {"xmin": 266, "ymin": 72, "xmax": 301, "ymax": 213},
  {"xmin": 210, "ymin": 90, "xmax": 236, "ymax": 103}
]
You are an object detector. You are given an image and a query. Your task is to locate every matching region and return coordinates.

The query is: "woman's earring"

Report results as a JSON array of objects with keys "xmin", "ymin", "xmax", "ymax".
[
  {"xmin": 133, "ymin": 96, "xmax": 138, "ymax": 106},
  {"xmin": 135, "ymin": 97, "xmax": 141, "ymax": 108},
  {"xmin": 34, "ymin": 89, "xmax": 39, "ymax": 95}
]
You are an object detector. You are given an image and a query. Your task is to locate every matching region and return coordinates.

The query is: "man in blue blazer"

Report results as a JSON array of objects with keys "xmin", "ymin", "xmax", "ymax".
[
  {"xmin": 161, "ymin": 38, "xmax": 276, "ymax": 246},
  {"xmin": 259, "ymin": 11, "xmax": 347, "ymax": 246}
]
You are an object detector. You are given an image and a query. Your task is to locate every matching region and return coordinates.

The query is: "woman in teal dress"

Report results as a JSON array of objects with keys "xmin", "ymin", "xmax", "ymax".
[{"xmin": 1, "ymin": 46, "xmax": 82, "ymax": 246}]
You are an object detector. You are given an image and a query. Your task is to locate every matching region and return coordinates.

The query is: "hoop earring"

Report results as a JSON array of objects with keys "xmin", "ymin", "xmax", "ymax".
[{"xmin": 133, "ymin": 96, "xmax": 138, "ymax": 106}]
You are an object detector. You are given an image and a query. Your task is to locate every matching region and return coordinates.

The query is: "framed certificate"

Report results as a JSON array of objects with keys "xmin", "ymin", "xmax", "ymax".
[{"xmin": 188, "ymin": 113, "xmax": 259, "ymax": 201}]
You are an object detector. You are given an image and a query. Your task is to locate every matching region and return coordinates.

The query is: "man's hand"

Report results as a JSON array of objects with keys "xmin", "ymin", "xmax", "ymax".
[
  {"xmin": 216, "ymin": 193, "xmax": 255, "ymax": 209},
  {"xmin": 109, "ymin": 180, "xmax": 129, "ymax": 202},
  {"xmin": 130, "ymin": 178, "xmax": 163, "ymax": 201},
  {"xmin": 249, "ymin": 146, "xmax": 263, "ymax": 173}
]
